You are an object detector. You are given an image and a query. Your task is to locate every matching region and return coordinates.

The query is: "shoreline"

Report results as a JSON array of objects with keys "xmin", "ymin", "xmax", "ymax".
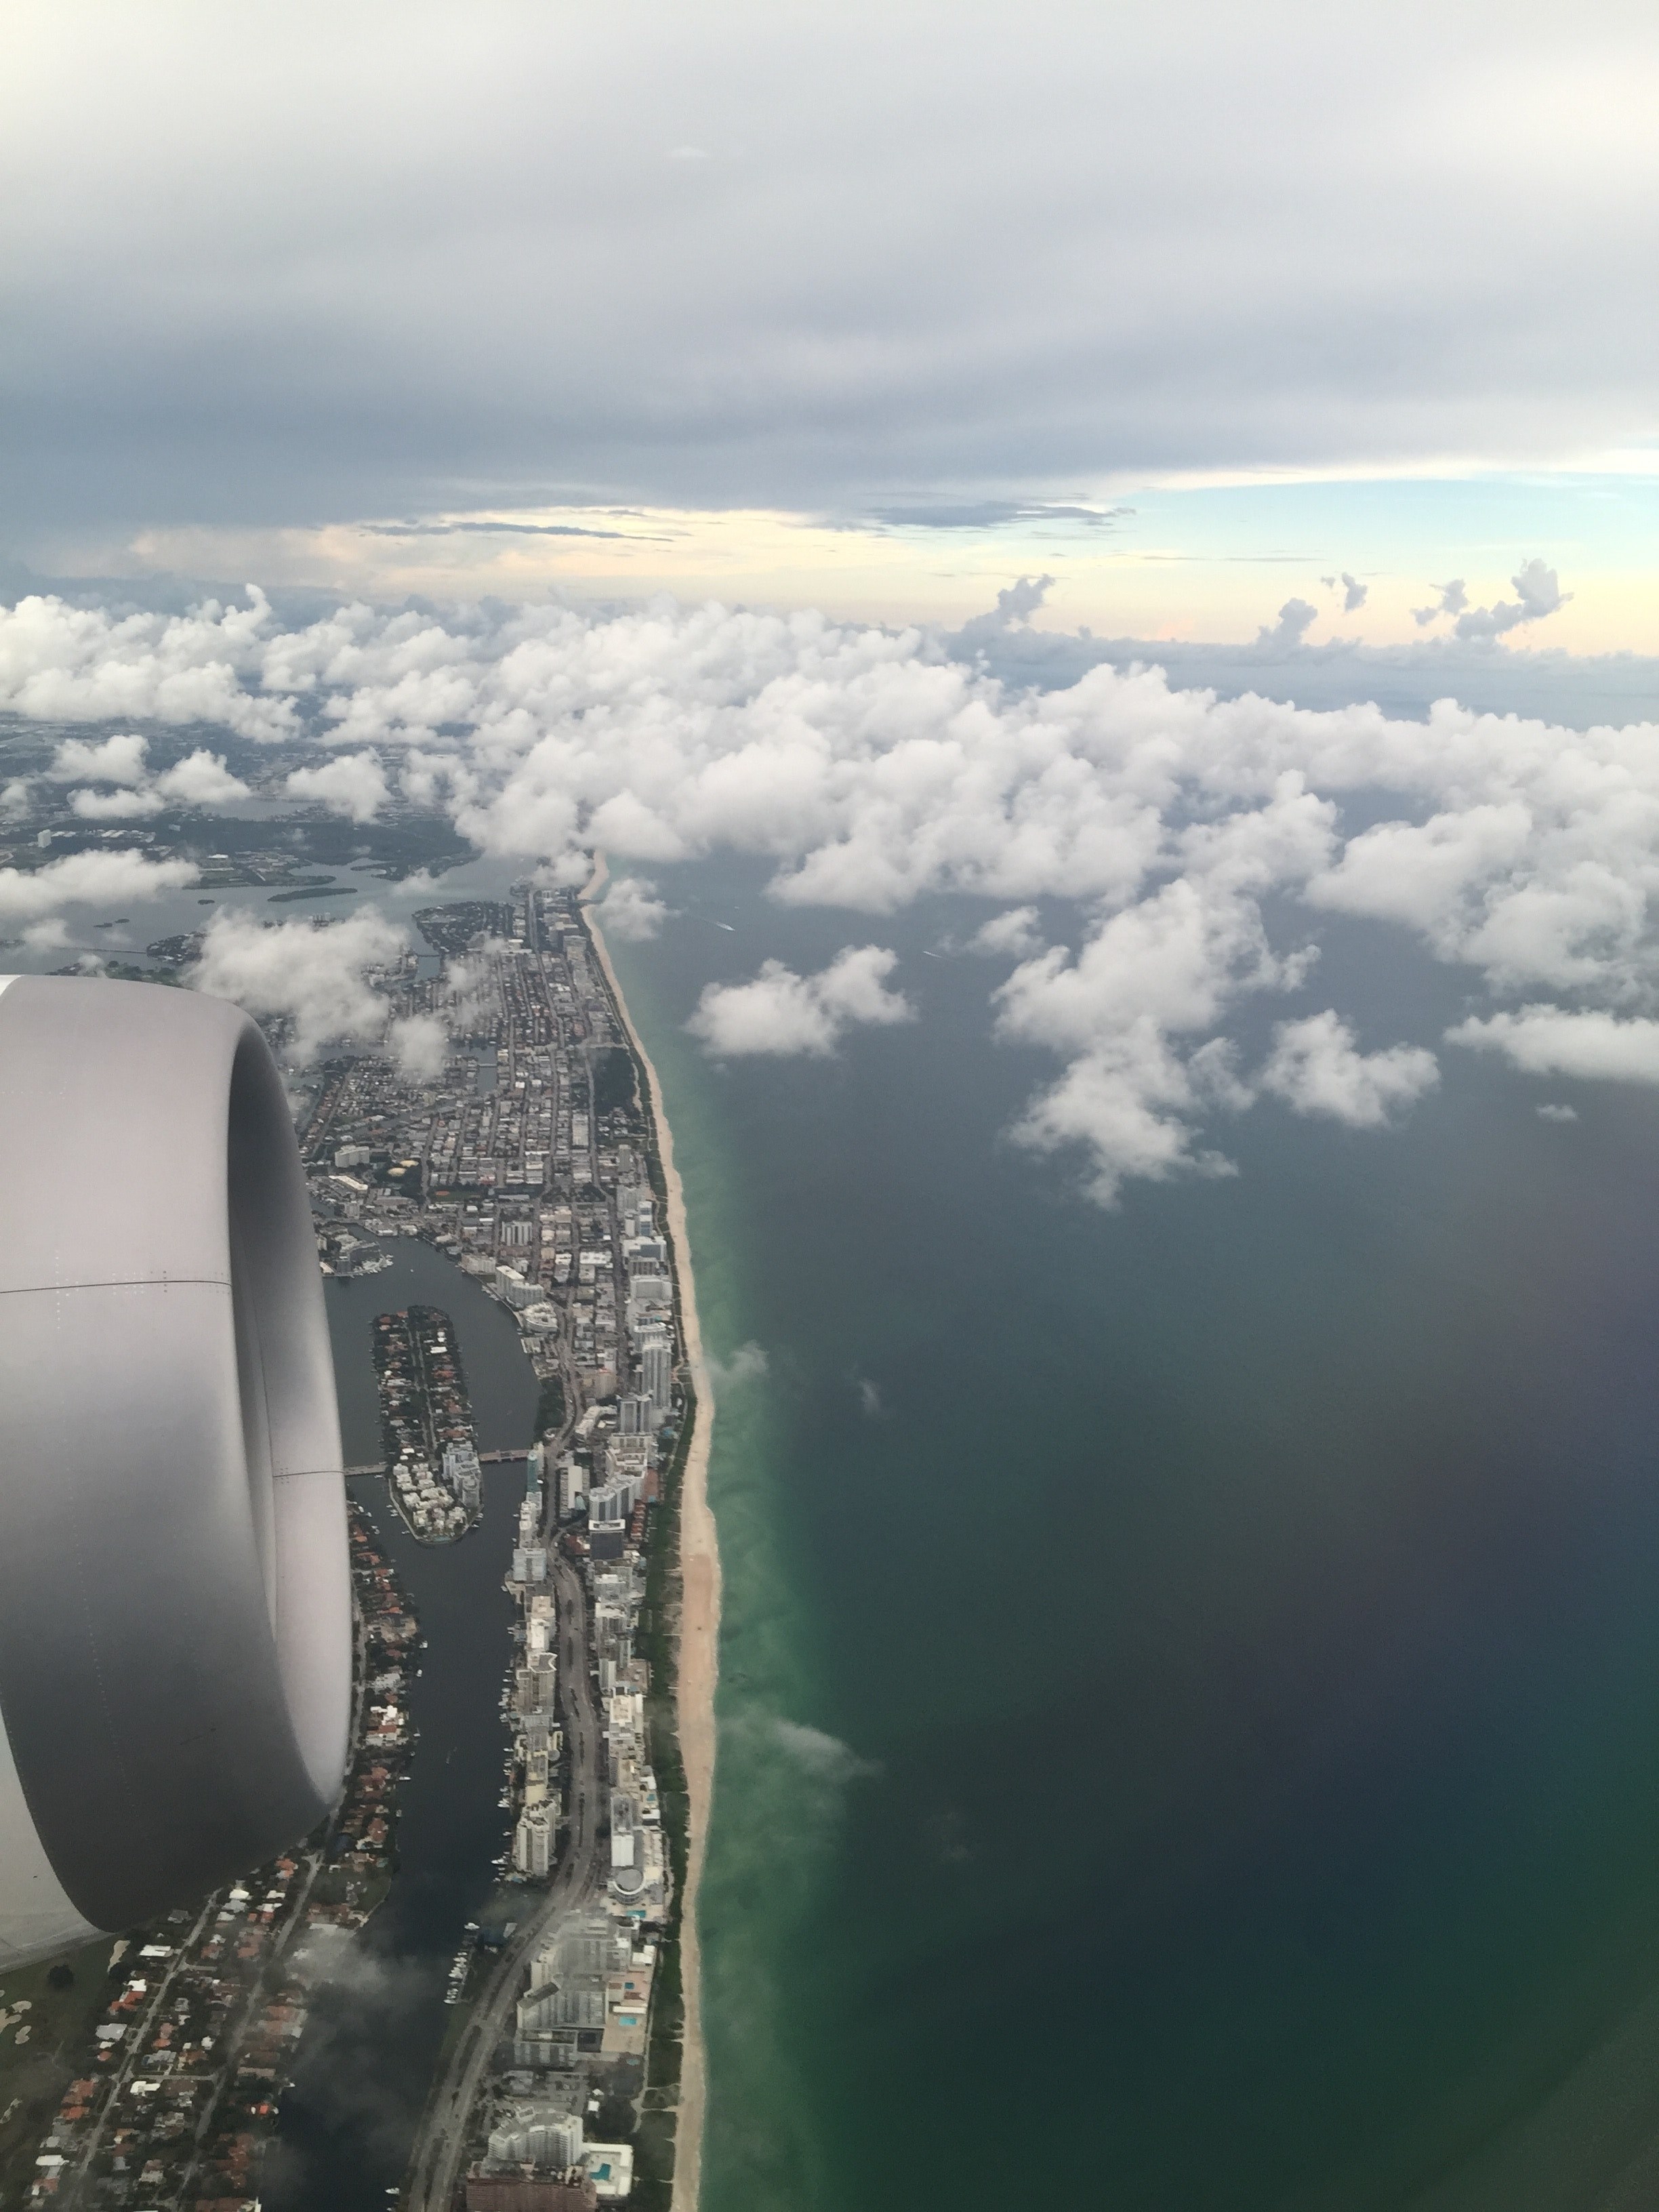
[{"xmin": 584, "ymin": 856, "xmax": 719, "ymax": 2212}]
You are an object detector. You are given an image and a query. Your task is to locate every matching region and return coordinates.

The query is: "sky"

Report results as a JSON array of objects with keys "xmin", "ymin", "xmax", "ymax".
[
  {"xmin": 5, "ymin": 1, "xmax": 1659, "ymax": 647},
  {"xmin": 6, "ymin": 3, "xmax": 1659, "ymax": 1212}
]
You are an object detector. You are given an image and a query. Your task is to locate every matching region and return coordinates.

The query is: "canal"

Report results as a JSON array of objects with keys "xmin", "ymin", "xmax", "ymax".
[{"xmin": 265, "ymin": 1241, "xmax": 539, "ymax": 2209}]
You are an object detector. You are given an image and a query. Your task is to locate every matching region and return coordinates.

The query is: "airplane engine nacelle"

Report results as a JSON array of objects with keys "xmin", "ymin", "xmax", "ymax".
[{"xmin": 0, "ymin": 975, "xmax": 350, "ymax": 1967}]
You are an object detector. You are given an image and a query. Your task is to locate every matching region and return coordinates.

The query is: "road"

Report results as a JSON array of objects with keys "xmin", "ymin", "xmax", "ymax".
[{"xmin": 405, "ymin": 1551, "xmax": 603, "ymax": 2212}]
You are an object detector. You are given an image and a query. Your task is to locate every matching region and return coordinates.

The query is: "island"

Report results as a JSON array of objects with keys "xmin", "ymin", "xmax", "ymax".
[{"xmin": 374, "ymin": 1305, "xmax": 485, "ymax": 1543}]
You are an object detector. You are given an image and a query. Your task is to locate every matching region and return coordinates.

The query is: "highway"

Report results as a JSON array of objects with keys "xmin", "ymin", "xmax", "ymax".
[{"xmin": 405, "ymin": 1551, "xmax": 603, "ymax": 2212}]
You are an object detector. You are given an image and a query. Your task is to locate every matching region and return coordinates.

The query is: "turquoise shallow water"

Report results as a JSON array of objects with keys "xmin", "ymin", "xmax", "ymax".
[{"xmin": 611, "ymin": 865, "xmax": 1659, "ymax": 2212}]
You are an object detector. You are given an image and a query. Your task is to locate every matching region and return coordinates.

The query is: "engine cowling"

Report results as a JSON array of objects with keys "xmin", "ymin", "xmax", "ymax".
[{"xmin": 0, "ymin": 975, "xmax": 350, "ymax": 1967}]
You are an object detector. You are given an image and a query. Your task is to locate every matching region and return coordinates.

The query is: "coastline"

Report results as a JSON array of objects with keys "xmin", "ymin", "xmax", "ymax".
[{"xmin": 584, "ymin": 855, "xmax": 720, "ymax": 2212}]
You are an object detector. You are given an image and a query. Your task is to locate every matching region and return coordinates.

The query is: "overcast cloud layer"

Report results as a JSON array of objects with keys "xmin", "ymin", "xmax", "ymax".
[
  {"xmin": 5, "ymin": 1, "xmax": 1659, "ymax": 538},
  {"xmin": 7, "ymin": 587, "xmax": 1659, "ymax": 1200}
]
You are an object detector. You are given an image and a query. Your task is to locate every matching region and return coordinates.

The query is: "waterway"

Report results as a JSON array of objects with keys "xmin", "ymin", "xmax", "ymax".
[{"xmin": 265, "ymin": 1242, "xmax": 538, "ymax": 2210}]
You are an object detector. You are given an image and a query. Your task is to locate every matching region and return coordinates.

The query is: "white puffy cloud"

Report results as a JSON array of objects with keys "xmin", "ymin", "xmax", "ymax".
[
  {"xmin": 53, "ymin": 737, "xmax": 251, "ymax": 817},
  {"xmin": 70, "ymin": 783, "xmax": 165, "ymax": 819},
  {"xmin": 687, "ymin": 945, "xmax": 912, "ymax": 1057},
  {"xmin": 968, "ymin": 905, "xmax": 1043, "ymax": 958},
  {"xmin": 1259, "ymin": 1011, "xmax": 1439, "ymax": 1126},
  {"xmin": 1446, "ymin": 1007, "xmax": 1659, "ymax": 1085},
  {"xmin": 49, "ymin": 732, "xmax": 150, "ymax": 783},
  {"xmin": 1537, "ymin": 1102, "xmax": 1578, "ymax": 1122},
  {"xmin": 153, "ymin": 749, "xmax": 253, "ymax": 808},
  {"xmin": 16, "ymin": 588, "xmax": 1659, "ymax": 1200},
  {"xmin": 1413, "ymin": 579, "xmax": 1469, "ymax": 628},
  {"xmin": 1454, "ymin": 559, "xmax": 1571, "ymax": 642},
  {"xmin": 388, "ymin": 1011, "xmax": 450, "ymax": 1082},
  {"xmin": 285, "ymin": 750, "xmax": 390, "ymax": 821},
  {"xmin": 596, "ymin": 876, "xmax": 672, "ymax": 943},
  {"xmin": 188, "ymin": 905, "xmax": 407, "ymax": 1061},
  {"xmin": 0, "ymin": 592, "xmax": 297, "ymax": 739},
  {"xmin": 0, "ymin": 847, "xmax": 197, "ymax": 924},
  {"xmin": 1005, "ymin": 1018, "xmax": 1242, "ymax": 1204}
]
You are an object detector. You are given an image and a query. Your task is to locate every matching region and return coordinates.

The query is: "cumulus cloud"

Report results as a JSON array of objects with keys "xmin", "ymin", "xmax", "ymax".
[
  {"xmin": 1258, "ymin": 598, "xmax": 1319, "ymax": 650},
  {"xmin": 1537, "ymin": 1102, "xmax": 1578, "ymax": 1122},
  {"xmin": 49, "ymin": 731, "xmax": 150, "ymax": 783},
  {"xmin": 597, "ymin": 875, "xmax": 672, "ymax": 942},
  {"xmin": 687, "ymin": 945, "xmax": 912, "ymax": 1057},
  {"xmin": 1447, "ymin": 1007, "xmax": 1659, "ymax": 1084},
  {"xmin": 0, "ymin": 592, "xmax": 298, "ymax": 739},
  {"xmin": 188, "ymin": 905, "xmax": 407, "ymax": 1061},
  {"xmin": 285, "ymin": 750, "xmax": 390, "ymax": 821},
  {"xmin": 1259, "ymin": 1010, "xmax": 1439, "ymax": 1126},
  {"xmin": 12, "ymin": 586, "xmax": 1659, "ymax": 1202},
  {"xmin": 968, "ymin": 905, "xmax": 1044, "ymax": 959},
  {"xmin": 153, "ymin": 747, "xmax": 253, "ymax": 807},
  {"xmin": 1324, "ymin": 573, "xmax": 1368, "ymax": 613},
  {"xmin": 0, "ymin": 847, "xmax": 197, "ymax": 924},
  {"xmin": 954, "ymin": 573, "xmax": 1056, "ymax": 649},
  {"xmin": 53, "ymin": 737, "xmax": 251, "ymax": 817},
  {"xmin": 70, "ymin": 783, "xmax": 164, "ymax": 819},
  {"xmin": 1453, "ymin": 560, "xmax": 1571, "ymax": 642},
  {"xmin": 1412, "ymin": 578, "xmax": 1469, "ymax": 628}
]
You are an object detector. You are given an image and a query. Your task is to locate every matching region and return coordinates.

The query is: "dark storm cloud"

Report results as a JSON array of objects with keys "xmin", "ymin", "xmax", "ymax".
[{"xmin": 3, "ymin": 1, "xmax": 1658, "ymax": 536}]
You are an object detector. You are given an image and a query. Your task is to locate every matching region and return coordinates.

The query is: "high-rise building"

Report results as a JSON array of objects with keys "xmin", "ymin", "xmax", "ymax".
[
  {"xmin": 617, "ymin": 1393, "xmax": 653, "ymax": 1436},
  {"xmin": 637, "ymin": 1332, "xmax": 673, "ymax": 1412},
  {"xmin": 557, "ymin": 1456, "xmax": 586, "ymax": 1520},
  {"xmin": 444, "ymin": 1442, "xmax": 483, "ymax": 1510},
  {"xmin": 513, "ymin": 1809, "xmax": 553, "ymax": 1877}
]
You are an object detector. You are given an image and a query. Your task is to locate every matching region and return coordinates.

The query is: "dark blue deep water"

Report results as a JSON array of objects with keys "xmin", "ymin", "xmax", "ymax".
[{"xmin": 610, "ymin": 863, "xmax": 1659, "ymax": 2212}]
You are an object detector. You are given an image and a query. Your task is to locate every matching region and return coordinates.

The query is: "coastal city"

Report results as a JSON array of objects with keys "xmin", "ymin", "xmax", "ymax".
[
  {"xmin": 2, "ymin": 1509, "xmax": 421, "ymax": 2212},
  {"xmin": 0, "ymin": 882, "xmax": 691, "ymax": 2212}
]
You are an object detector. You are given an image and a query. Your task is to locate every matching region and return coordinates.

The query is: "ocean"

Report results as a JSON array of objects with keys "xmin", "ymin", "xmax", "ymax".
[
  {"xmin": 20, "ymin": 835, "xmax": 1659, "ymax": 2209},
  {"xmin": 609, "ymin": 860, "xmax": 1659, "ymax": 2212}
]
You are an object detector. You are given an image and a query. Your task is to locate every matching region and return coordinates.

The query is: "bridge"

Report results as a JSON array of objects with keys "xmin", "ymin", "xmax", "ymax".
[{"xmin": 340, "ymin": 1448, "xmax": 530, "ymax": 1477}]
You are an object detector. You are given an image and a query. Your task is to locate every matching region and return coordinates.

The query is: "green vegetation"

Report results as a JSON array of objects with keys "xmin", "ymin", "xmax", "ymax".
[
  {"xmin": 593, "ymin": 2091, "xmax": 639, "ymax": 2143},
  {"xmin": 535, "ymin": 1374, "xmax": 567, "ymax": 1439},
  {"xmin": 592, "ymin": 1044, "xmax": 638, "ymax": 1118}
]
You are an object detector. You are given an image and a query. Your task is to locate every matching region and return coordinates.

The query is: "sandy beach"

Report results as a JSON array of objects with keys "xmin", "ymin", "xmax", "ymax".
[{"xmin": 584, "ymin": 857, "xmax": 720, "ymax": 2212}]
